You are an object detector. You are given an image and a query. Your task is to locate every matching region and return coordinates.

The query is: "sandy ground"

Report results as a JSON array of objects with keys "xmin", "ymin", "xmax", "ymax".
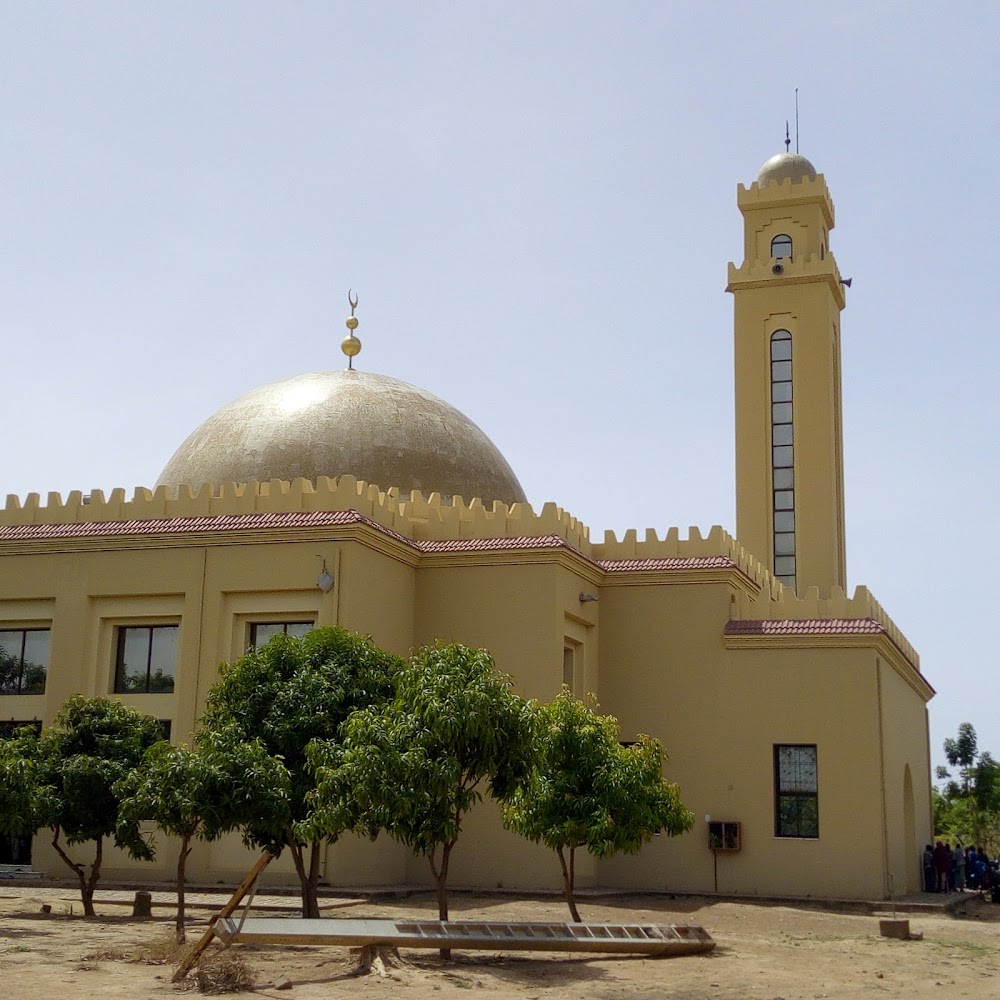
[{"xmin": 1, "ymin": 887, "xmax": 998, "ymax": 1000}]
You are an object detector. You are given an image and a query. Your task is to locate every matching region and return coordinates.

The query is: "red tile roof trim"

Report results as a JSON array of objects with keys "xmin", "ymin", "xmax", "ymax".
[
  {"xmin": 0, "ymin": 510, "xmax": 368, "ymax": 540},
  {"xmin": 599, "ymin": 556, "xmax": 735, "ymax": 572},
  {"xmin": 724, "ymin": 618, "xmax": 885, "ymax": 636},
  {"xmin": 0, "ymin": 514, "xmax": 734, "ymax": 575},
  {"xmin": 419, "ymin": 535, "xmax": 568, "ymax": 552}
]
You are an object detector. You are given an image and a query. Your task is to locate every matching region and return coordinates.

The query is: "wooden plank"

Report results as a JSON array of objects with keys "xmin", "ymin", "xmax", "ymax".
[
  {"xmin": 172, "ymin": 851, "xmax": 275, "ymax": 982},
  {"xmin": 216, "ymin": 917, "xmax": 715, "ymax": 956}
]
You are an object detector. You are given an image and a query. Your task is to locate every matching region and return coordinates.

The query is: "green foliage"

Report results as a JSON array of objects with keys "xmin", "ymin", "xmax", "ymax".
[
  {"xmin": 203, "ymin": 625, "xmax": 402, "ymax": 843},
  {"xmin": 0, "ymin": 727, "xmax": 51, "ymax": 835},
  {"xmin": 38, "ymin": 695, "xmax": 166, "ymax": 854},
  {"xmin": 116, "ymin": 728, "xmax": 290, "ymax": 846},
  {"xmin": 501, "ymin": 689, "xmax": 693, "ymax": 919},
  {"xmin": 201, "ymin": 626, "xmax": 402, "ymax": 915},
  {"xmin": 504, "ymin": 690, "xmax": 693, "ymax": 857},
  {"xmin": 936, "ymin": 722, "xmax": 1000, "ymax": 854},
  {"xmin": 305, "ymin": 642, "xmax": 536, "ymax": 919},
  {"xmin": 0, "ymin": 695, "xmax": 166, "ymax": 914}
]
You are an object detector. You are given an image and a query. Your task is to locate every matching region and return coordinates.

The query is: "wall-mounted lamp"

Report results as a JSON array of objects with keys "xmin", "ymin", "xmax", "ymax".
[
  {"xmin": 578, "ymin": 593, "xmax": 598, "ymax": 603},
  {"xmin": 316, "ymin": 556, "xmax": 335, "ymax": 593}
]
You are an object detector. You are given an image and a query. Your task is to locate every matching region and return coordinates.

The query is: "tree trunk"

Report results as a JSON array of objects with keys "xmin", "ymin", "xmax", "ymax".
[
  {"xmin": 287, "ymin": 834, "xmax": 323, "ymax": 919},
  {"xmin": 176, "ymin": 832, "xmax": 193, "ymax": 943},
  {"xmin": 429, "ymin": 841, "xmax": 455, "ymax": 959},
  {"xmin": 49, "ymin": 826, "xmax": 100, "ymax": 917},
  {"xmin": 304, "ymin": 841, "xmax": 322, "ymax": 920},
  {"xmin": 557, "ymin": 845, "xmax": 582, "ymax": 923}
]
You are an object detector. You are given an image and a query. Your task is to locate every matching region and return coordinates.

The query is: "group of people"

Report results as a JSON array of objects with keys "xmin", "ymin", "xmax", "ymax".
[{"xmin": 923, "ymin": 841, "xmax": 996, "ymax": 894}]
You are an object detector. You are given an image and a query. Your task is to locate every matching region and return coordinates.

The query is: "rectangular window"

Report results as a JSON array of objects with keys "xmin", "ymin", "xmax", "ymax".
[
  {"xmin": 0, "ymin": 719, "xmax": 42, "ymax": 738},
  {"xmin": 249, "ymin": 621, "xmax": 314, "ymax": 649},
  {"xmin": 775, "ymin": 744, "xmax": 819, "ymax": 838},
  {"xmin": 0, "ymin": 629, "xmax": 50, "ymax": 695},
  {"xmin": 115, "ymin": 625, "xmax": 179, "ymax": 693}
]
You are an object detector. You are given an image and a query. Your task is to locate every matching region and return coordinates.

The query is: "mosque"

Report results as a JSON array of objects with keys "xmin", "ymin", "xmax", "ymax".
[{"xmin": 0, "ymin": 150, "xmax": 934, "ymax": 899}]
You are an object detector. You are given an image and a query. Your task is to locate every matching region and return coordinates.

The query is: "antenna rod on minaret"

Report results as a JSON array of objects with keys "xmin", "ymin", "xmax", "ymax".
[
  {"xmin": 784, "ymin": 121, "xmax": 790, "ymax": 152},
  {"xmin": 795, "ymin": 88, "xmax": 800, "ymax": 153}
]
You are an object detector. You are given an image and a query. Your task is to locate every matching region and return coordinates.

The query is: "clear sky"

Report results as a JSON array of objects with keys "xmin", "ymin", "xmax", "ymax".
[{"xmin": 2, "ymin": 3, "xmax": 998, "ymax": 776}]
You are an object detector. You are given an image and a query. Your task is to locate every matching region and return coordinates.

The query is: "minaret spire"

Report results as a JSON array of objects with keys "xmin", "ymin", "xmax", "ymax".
[{"xmin": 341, "ymin": 289, "xmax": 362, "ymax": 370}]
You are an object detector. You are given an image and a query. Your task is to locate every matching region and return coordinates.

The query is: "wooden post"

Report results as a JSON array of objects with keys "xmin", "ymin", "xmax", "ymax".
[{"xmin": 172, "ymin": 850, "xmax": 275, "ymax": 983}]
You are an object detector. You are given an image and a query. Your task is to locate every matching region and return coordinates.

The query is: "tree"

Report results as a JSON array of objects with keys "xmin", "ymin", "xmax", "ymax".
[
  {"xmin": 502, "ymin": 689, "xmax": 694, "ymax": 921},
  {"xmin": 936, "ymin": 722, "xmax": 1000, "ymax": 854},
  {"xmin": 0, "ymin": 696, "xmax": 165, "ymax": 916},
  {"xmin": 305, "ymin": 643, "xmax": 537, "ymax": 930},
  {"xmin": 116, "ymin": 728, "xmax": 290, "ymax": 941},
  {"xmin": 201, "ymin": 626, "xmax": 402, "ymax": 918}
]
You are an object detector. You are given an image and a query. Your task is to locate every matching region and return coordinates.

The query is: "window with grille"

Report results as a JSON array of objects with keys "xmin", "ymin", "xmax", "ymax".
[{"xmin": 774, "ymin": 744, "xmax": 818, "ymax": 838}]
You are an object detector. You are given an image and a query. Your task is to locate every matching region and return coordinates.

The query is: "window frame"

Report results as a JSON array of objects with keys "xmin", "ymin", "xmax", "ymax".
[
  {"xmin": 770, "ymin": 234, "xmax": 793, "ymax": 260},
  {"xmin": 114, "ymin": 624, "xmax": 179, "ymax": 694},
  {"xmin": 774, "ymin": 743, "xmax": 819, "ymax": 839},
  {"xmin": 248, "ymin": 620, "xmax": 315, "ymax": 649},
  {"xmin": 0, "ymin": 627, "xmax": 50, "ymax": 695},
  {"xmin": 770, "ymin": 330, "xmax": 796, "ymax": 589}
]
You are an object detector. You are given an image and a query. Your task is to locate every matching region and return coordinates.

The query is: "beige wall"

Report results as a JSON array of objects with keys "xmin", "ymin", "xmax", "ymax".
[{"xmin": 1, "ymin": 502, "xmax": 931, "ymax": 901}]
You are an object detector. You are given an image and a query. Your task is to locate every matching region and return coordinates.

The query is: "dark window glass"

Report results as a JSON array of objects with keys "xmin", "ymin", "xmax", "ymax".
[
  {"xmin": 115, "ymin": 626, "xmax": 178, "ymax": 693},
  {"xmin": 771, "ymin": 330, "xmax": 795, "ymax": 591},
  {"xmin": 770, "ymin": 337, "xmax": 792, "ymax": 362},
  {"xmin": 771, "ymin": 359, "xmax": 792, "ymax": 382},
  {"xmin": 774, "ymin": 532, "xmax": 796, "ymax": 556},
  {"xmin": 773, "ymin": 446, "xmax": 794, "ymax": 468},
  {"xmin": 775, "ymin": 744, "xmax": 819, "ymax": 838},
  {"xmin": 0, "ymin": 719, "xmax": 42, "ymax": 738},
  {"xmin": 771, "ymin": 234, "xmax": 793, "ymax": 260},
  {"xmin": 772, "ymin": 401, "xmax": 793, "ymax": 423},
  {"xmin": 249, "ymin": 621, "xmax": 314, "ymax": 649},
  {"xmin": 774, "ymin": 510, "xmax": 795, "ymax": 532},
  {"xmin": 772, "ymin": 423, "xmax": 794, "ymax": 447},
  {"xmin": 774, "ymin": 556, "xmax": 796, "ymax": 576},
  {"xmin": 0, "ymin": 629, "xmax": 49, "ymax": 695}
]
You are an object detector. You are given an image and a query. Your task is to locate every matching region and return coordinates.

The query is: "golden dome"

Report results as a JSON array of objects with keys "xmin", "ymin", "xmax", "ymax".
[
  {"xmin": 156, "ymin": 369, "xmax": 528, "ymax": 504},
  {"xmin": 756, "ymin": 152, "xmax": 818, "ymax": 187}
]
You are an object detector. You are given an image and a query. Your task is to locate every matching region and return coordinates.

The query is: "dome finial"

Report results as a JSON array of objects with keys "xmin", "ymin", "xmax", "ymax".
[{"xmin": 341, "ymin": 289, "xmax": 362, "ymax": 370}]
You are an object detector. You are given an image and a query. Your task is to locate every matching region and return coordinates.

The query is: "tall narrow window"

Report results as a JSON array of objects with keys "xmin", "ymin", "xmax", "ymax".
[
  {"xmin": 774, "ymin": 744, "xmax": 819, "ymax": 838},
  {"xmin": 0, "ymin": 629, "xmax": 49, "ymax": 695},
  {"xmin": 770, "ymin": 330, "xmax": 795, "ymax": 589},
  {"xmin": 771, "ymin": 234, "xmax": 793, "ymax": 260}
]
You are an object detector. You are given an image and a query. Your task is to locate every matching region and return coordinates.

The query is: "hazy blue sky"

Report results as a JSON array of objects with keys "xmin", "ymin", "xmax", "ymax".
[{"xmin": 2, "ymin": 3, "xmax": 998, "ymax": 776}]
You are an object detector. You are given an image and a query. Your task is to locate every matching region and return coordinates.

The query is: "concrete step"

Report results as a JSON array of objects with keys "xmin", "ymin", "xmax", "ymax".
[{"xmin": 0, "ymin": 864, "xmax": 44, "ymax": 880}]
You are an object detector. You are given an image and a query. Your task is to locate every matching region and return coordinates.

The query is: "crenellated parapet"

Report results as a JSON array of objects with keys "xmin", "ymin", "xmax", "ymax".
[
  {"xmin": 737, "ymin": 173, "xmax": 835, "ymax": 226},
  {"xmin": 397, "ymin": 492, "xmax": 591, "ymax": 549},
  {"xmin": 1, "ymin": 477, "xmax": 420, "ymax": 538},
  {"xmin": 726, "ymin": 252, "xmax": 846, "ymax": 308},
  {"xmin": 591, "ymin": 524, "xmax": 777, "ymax": 587},
  {"xmin": 732, "ymin": 583, "xmax": 919, "ymax": 669}
]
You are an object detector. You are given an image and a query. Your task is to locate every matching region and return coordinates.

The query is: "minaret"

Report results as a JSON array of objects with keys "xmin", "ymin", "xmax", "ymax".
[{"xmin": 726, "ymin": 152, "xmax": 847, "ymax": 596}]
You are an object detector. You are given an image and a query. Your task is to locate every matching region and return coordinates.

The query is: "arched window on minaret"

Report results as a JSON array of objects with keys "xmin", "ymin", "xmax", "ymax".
[
  {"xmin": 770, "ymin": 330, "xmax": 795, "ymax": 589},
  {"xmin": 771, "ymin": 234, "xmax": 793, "ymax": 260}
]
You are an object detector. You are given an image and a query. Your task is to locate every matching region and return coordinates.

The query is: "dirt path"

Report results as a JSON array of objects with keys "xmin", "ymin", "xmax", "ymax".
[{"xmin": 1, "ymin": 889, "xmax": 997, "ymax": 999}]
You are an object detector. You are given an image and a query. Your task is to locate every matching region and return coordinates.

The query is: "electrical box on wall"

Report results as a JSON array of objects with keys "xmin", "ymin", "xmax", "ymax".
[{"xmin": 708, "ymin": 820, "xmax": 742, "ymax": 851}]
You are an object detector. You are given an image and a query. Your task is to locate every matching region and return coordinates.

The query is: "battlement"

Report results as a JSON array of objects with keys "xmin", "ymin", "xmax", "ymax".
[
  {"xmin": 737, "ymin": 173, "xmax": 835, "ymax": 226},
  {"xmin": 732, "ymin": 583, "xmax": 919, "ymax": 669},
  {"xmin": 726, "ymin": 252, "xmax": 846, "ymax": 307},
  {"xmin": 0, "ymin": 476, "xmax": 594, "ymax": 550}
]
